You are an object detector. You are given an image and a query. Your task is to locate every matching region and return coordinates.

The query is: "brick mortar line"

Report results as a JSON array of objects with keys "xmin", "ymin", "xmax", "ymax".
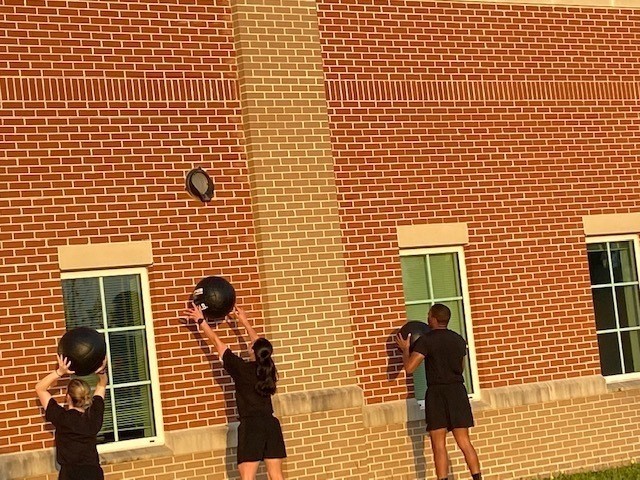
[
  {"xmin": 325, "ymin": 79, "xmax": 640, "ymax": 102},
  {"xmin": 0, "ymin": 77, "xmax": 239, "ymax": 102}
]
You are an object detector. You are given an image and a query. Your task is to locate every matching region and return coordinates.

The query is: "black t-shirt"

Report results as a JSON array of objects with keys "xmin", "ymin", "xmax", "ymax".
[
  {"xmin": 412, "ymin": 329, "xmax": 467, "ymax": 385},
  {"xmin": 45, "ymin": 396, "xmax": 104, "ymax": 466},
  {"xmin": 222, "ymin": 348, "xmax": 274, "ymax": 418}
]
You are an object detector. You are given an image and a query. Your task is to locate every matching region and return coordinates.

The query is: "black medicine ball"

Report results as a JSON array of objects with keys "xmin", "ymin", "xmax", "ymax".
[
  {"xmin": 192, "ymin": 276, "xmax": 236, "ymax": 320},
  {"xmin": 398, "ymin": 321, "xmax": 431, "ymax": 352},
  {"xmin": 57, "ymin": 327, "xmax": 107, "ymax": 376}
]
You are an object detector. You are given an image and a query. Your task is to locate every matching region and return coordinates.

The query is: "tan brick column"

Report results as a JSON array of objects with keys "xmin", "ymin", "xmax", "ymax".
[{"xmin": 230, "ymin": 0, "xmax": 357, "ymax": 393}]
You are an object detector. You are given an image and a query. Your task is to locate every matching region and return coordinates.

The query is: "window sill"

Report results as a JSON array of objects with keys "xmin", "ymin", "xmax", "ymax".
[
  {"xmin": 606, "ymin": 378, "xmax": 640, "ymax": 393},
  {"xmin": 100, "ymin": 444, "xmax": 173, "ymax": 465}
]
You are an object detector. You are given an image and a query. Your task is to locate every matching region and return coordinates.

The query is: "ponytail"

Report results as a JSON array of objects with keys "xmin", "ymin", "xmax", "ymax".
[
  {"xmin": 252, "ymin": 338, "xmax": 277, "ymax": 397},
  {"xmin": 67, "ymin": 379, "xmax": 92, "ymax": 409}
]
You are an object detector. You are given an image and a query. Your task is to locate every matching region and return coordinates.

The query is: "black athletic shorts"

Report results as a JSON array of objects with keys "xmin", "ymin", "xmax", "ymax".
[
  {"xmin": 58, "ymin": 464, "xmax": 104, "ymax": 480},
  {"xmin": 425, "ymin": 383, "xmax": 474, "ymax": 432},
  {"xmin": 237, "ymin": 415, "xmax": 287, "ymax": 464}
]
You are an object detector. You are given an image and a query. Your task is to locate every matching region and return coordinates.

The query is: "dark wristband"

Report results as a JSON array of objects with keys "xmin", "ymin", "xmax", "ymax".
[{"xmin": 197, "ymin": 318, "xmax": 204, "ymax": 325}]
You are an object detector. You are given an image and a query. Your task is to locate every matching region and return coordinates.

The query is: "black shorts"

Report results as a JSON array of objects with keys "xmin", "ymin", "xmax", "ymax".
[
  {"xmin": 425, "ymin": 383, "xmax": 474, "ymax": 432},
  {"xmin": 237, "ymin": 415, "xmax": 287, "ymax": 464},
  {"xmin": 58, "ymin": 465, "xmax": 104, "ymax": 480}
]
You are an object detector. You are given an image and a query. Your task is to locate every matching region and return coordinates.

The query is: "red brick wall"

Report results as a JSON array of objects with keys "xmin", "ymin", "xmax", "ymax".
[
  {"xmin": 0, "ymin": 0, "xmax": 263, "ymax": 455},
  {"xmin": 3, "ymin": 0, "xmax": 640, "ymax": 470},
  {"xmin": 317, "ymin": 0, "xmax": 640, "ymax": 401}
]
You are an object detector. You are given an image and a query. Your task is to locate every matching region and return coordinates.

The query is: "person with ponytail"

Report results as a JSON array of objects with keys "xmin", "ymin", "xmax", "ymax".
[
  {"xmin": 35, "ymin": 354, "xmax": 108, "ymax": 480},
  {"xmin": 184, "ymin": 303, "xmax": 286, "ymax": 480}
]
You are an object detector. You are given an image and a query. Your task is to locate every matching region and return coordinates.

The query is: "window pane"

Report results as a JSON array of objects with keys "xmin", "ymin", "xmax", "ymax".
[
  {"xmin": 401, "ymin": 250, "xmax": 473, "ymax": 398},
  {"xmin": 61, "ymin": 278, "xmax": 103, "ymax": 330},
  {"xmin": 62, "ymin": 271, "xmax": 158, "ymax": 446},
  {"xmin": 592, "ymin": 287, "xmax": 616, "ymax": 331},
  {"xmin": 430, "ymin": 253, "xmax": 461, "ymax": 298},
  {"xmin": 611, "ymin": 241, "xmax": 637, "ymax": 283},
  {"xmin": 616, "ymin": 285, "xmax": 640, "ymax": 328},
  {"xmin": 463, "ymin": 356, "xmax": 473, "ymax": 393},
  {"xmin": 113, "ymin": 384, "xmax": 156, "ymax": 441},
  {"xmin": 621, "ymin": 330, "xmax": 640, "ymax": 374},
  {"xmin": 587, "ymin": 243, "xmax": 610, "ymax": 286},
  {"xmin": 442, "ymin": 300, "xmax": 466, "ymax": 339},
  {"xmin": 597, "ymin": 332, "xmax": 622, "ymax": 376},
  {"xmin": 109, "ymin": 330, "xmax": 150, "ymax": 385},
  {"xmin": 405, "ymin": 303, "xmax": 429, "ymax": 323},
  {"xmin": 104, "ymin": 275, "xmax": 144, "ymax": 328},
  {"xmin": 401, "ymin": 256, "xmax": 429, "ymax": 302}
]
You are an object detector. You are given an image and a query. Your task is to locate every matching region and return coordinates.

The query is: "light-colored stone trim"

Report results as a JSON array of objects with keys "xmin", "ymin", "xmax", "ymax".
[
  {"xmin": 0, "ymin": 444, "xmax": 174, "ymax": 480},
  {"xmin": 57, "ymin": 240, "xmax": 153, "ymax": 271},
  {"xmin": 272, "ymin": 386, "xmax": 364, "ymax": 417},
  {"xmin": 479, "ymin": 375, "xmax": 607, "ymax": 410},
  {"xmin": 397, "ymin": 223, "xmax": 469, "ymax": 249},
  {"xmin": 0, "ymin": 448, "xmax": 57, "ymax": 480},
  {"xmin": 2, "ymin": 377, "xmax": 612, "ymax": 479},
  {"xmin": 364, "ymin": 375, "xmax": 608, "ymax": 428},
  {"xmin": 165, "ymin": 423, "xmax": 238, "ymax": 456},
  {"xmin": 363, "ymin": 398, "xmax": 424, "ymax": 428},
  {"xmin": 583, "ymin": 213, "xmax": 640, "ymax": 237}
]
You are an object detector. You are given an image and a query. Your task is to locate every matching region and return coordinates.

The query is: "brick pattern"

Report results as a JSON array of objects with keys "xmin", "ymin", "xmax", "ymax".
[
  {"xmin": 316, "ymin": 0, "xmax": 640, "ymax": 402},
  {"xmin": 0, "ymin": 0, "xmax": 260, "ymax": 456},
  {"xmin": 279, "ymin": 407, "xmax": 369, "ymax": 479},
  {"xmin": 229, "ymin": 0, "xmax": 358, "ymax": 393},
  {"xmin": 3, "ymin": 0, "xmax": 640, "ymax": 478},
  {"xmin": 471, "ymin": 389, "xmax": 640, "ymax": 479},
  {"xmin": 20, "ymin": 389, "xmax": 640, "ymax": 480},
  {"xmin": 0, "ymin": 0, "xmax": 234, "ymax": 79},
  {"xmin": 316, "ymin": 0, "xmax": 640, "ymax": 82}
]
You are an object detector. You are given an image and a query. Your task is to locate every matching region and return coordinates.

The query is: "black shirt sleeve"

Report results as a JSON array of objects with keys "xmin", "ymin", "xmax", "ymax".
[
  {"xmin": 45, "ymin": 398, "xmax": 65, "ymax": 426},
  {"xmin": 222, "ymin": 348, "xmax": 244, "ymax": 378},
  {"xmin": 86, "ymin": 396, "xmax": 105, "ymax": 434},
  {"xmin": 412, "ymin": 335, "xmax": 429, "ymax": 357}
]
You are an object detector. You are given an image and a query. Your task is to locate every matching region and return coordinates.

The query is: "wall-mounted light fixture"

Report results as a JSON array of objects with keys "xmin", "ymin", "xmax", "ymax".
[{"xmin": 185, "ymin": 167, "xmax": 214, "ymax": 203}]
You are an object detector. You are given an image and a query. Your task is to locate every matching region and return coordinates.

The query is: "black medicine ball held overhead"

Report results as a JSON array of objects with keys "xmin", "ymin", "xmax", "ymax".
[
  {"xmin": 398, "ymin": 321, "xmax": 431, "ymax": 352},
  {"xmin": 192, "ymin": 276, "xmax": 236, "ymax": 320},
  {"xmin": 57, "ymin": 327, "xmax": 107, "ymax": 376}
]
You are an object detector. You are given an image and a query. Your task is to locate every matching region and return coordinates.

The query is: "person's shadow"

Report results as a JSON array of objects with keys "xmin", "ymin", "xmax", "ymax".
[{"xmin": 182, "ymin": 316, "xmax": 270, "ymax": 479}]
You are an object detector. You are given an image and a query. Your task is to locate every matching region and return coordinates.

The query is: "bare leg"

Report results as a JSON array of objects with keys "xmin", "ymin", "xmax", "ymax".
[
  {"xmin": 428, "ymin": 428, "xmax": 449, "ymax": 479},
  {"xmin": 238, "ymin": 461, "xmax": 260, "ymax": 480},
  {"xmin": 264, "ymin": 458, "xmax": 285, "ymax": 480},
  {"xmin": 452, "ymin": 428, "xmax": 480, "ymax": 475}
]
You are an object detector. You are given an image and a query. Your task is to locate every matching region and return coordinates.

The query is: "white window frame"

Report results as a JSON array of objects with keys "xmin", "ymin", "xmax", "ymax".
[
  {"xmin": 587, "ymin": 234, "xmax": 640, "ymax": 384},
  {"xmin": 60, "ymin": 267, "xmax": 165, "ymax": 453},
  {"xmin": 399, "ymin": 245, "xmax": 480, "ymax": 399}
]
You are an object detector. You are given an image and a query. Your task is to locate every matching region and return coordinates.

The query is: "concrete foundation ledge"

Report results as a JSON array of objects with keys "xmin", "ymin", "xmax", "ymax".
[
  {"xmin": 607, "ymin": 378, "xmax": 640, "ymax": 392},
  {"xmin": 272, "ymin": 385, "xmax": 364, "ymax": 417},
  {"xmin": 363, "ymin": 398, "xmax": 424, "ymax": 428},
  {"xmin": 165, "ymin": 422, "xmax": 238, "ymax": 456},
  {"xmin": 479, "ymin": 374, "xmax": 608, "ymax": 410},
  {"xmin": 0, "ymin": 444, "xmax": 175, "ymax": 480},
  {"xmin": 0, "ymin": 448, "xmax": 56, "ymax": 480}
]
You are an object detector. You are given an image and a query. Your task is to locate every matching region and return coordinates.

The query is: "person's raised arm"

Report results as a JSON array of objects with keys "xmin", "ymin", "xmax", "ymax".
[
  {"xmin": 35, "ymin": 355, "xmax": 74, "ymax": 409},
  {"xmin": 231, "ymin": 306, "xmax": 259, "ymax": 344},
  {"xmin": 93, "ymin": 359, "xmax": 108, "ymax": 399},
  {"xmin": 184, "ymin": 303, "xmax": 228, "ymax": 358}
]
